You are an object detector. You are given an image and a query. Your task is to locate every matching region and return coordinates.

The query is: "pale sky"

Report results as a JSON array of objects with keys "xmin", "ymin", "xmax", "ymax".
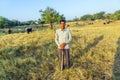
[{"xmin": 0, "ymin": 0, "xmax": 120, "ymax": 21}]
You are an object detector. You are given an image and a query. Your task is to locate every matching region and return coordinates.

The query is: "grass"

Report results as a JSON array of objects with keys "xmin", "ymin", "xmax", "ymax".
[{"xmin": 0, "ymin": 20, "xmax": 120, "ymax": 80}]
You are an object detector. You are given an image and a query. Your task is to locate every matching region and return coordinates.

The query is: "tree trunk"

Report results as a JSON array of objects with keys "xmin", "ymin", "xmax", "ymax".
[{"xmin": 50, "ymin": 21, "xmax": 53, "ymax": 29}]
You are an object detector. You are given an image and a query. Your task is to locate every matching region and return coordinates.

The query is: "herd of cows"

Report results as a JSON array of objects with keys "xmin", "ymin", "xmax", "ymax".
[
  {"xmin": 7, "ymin": 27, "xmax": 33, "ymax": 34},
  {"xmin": 6, "ymin": 20, "xmax": 113, "ymax": 34},
  {"xmin": 84, "ymin": 20, "xmax": 113, "ymax": 25}
]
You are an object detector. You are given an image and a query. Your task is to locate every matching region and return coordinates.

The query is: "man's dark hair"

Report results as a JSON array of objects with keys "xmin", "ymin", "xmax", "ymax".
[{"xmin": 60, "ymin": 20, "xmax": 66, "ymax": 23}]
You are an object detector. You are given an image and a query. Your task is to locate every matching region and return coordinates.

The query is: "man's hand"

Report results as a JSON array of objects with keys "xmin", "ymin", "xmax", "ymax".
[{"xmin": 60, "ymin": 43, "xmax": 66, "ymax": 49}]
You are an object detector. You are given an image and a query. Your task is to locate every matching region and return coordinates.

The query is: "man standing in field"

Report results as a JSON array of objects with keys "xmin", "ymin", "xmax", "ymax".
[{"xmin": 55, "ymin": 20, "xmax": 72, "ymax": 70}]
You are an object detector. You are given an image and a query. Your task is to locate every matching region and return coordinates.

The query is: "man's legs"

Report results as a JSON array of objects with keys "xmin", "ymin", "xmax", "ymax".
[
  {"xmin": 58, "ymin": 49, "xmax": 70, "ymax": 70},
  {"xmin": 65, "ymin": 49, "xmax": 70, "ymax": 68},
  {"xmin": 58, "ymin": 49, "xmax": 64, "ymax": 70}
]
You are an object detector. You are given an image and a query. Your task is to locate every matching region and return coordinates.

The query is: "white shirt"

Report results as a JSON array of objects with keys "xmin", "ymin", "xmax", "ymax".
[{"xmin": 55, "ymin": 28, "xmax": 72, "ymax": 49}]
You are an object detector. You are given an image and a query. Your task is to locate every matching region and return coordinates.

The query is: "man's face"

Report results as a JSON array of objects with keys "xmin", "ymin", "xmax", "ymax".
[{"xmin": 60, "ymin": 21, "xmax": 66, "ymax": 29}]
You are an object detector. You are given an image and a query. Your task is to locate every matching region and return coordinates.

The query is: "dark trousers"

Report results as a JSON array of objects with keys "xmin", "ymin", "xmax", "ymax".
[{"xmin": 58, "ymin": 49, "xmax": 70, "ymax": 69}]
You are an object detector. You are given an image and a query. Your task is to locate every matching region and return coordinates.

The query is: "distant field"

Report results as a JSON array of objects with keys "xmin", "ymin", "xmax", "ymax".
[
  {"xmin": 0, "ymin": 20, "xmax": 120, "ymax": 80},
  {"xmin": 0, "ymin": 25, "xmax": 47, "ymax": 36}
]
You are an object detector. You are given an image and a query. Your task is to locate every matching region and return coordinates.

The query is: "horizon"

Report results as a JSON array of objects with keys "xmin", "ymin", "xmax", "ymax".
[{"xmin": 0, "ymin": 0, "xmax": 120, "ymax": 21}]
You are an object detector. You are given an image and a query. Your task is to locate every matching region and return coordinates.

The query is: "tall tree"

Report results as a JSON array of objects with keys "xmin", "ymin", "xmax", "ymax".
[{"xmin": 39, "ymin": 7, "xmax": 65, "ymax": 29}]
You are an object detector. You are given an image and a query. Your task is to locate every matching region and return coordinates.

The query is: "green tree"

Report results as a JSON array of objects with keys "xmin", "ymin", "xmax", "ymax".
[
  {"xmin": 11, "ymin": 20, "xmax": 20, "ymax": 26},
  {"xmin": 26, "ymin": 20, "xmax": 36, "ymax": 25},
  {"xmin": 104, "ymin": 13, "xmax": 116, "ymax": 20},
  {"xmin": 114, "ymin": 10, "xmax": 120, "ymax": 15},
  {"xmin": 73, "ymin": 16, "xmax": 79, "ymax": 21},
  {"xmin": 39, "ymin": 7, "xmax": 65, "ymax": 29},
  {"xmin": 104, "ymin": 13, "xmax": 112, "ymax": 19},
  {"xmin": 38, "ymin": 19, "xmax": 45, "ymax": 27},
  {"xmin": 114, "ymin": 10, "xmax": 120, "ymax": 20},
  {"xmin": 0, "ymin": 16, "xmax": 10, "ymax": 28},
  {"xmin": 93, "ymin": 11, "xmax": 105, "ymax": 20},
  {"xmin": 80, "ymin": 14, "xmax": 94, "ymax": 21}
]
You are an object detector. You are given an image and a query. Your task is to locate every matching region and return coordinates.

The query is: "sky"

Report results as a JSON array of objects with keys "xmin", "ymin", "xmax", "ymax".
[{"xmin": 0, "ymin": 0, "xmax": 120, "ymax": 21}]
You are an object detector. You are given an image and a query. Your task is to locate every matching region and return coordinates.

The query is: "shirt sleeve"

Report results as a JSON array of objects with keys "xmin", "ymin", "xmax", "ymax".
[
  {"xmin": 55, "ymin": 30, "xmax": 60, "ymax": 46},
  {"xmin": 66, "ymin": 29, "xmax": 72, "ymax": 44}
]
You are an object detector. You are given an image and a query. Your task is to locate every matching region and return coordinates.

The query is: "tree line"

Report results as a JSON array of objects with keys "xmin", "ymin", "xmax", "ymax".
[
  {"xmin": 0, "ymin": 16, "xmax": 38, "ymax": 28},
  {"xmin": 74, "ymin": 10, "xmax": 120, "ymax": 21},
  {"xmin": 0, "ymin": 7, "xmax": 120, "ymax": 28},
  {"xmin": 0, "ymin": 7, "xmax": 65, "ymax": 28}
]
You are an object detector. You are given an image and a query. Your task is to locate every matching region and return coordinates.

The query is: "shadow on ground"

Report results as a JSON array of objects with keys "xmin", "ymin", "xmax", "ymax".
[{"xmin": 113, "ymin": 37, "xmax": 120, "ymax": 80}]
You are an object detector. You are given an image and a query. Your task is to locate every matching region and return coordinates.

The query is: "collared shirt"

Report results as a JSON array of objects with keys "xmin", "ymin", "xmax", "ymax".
[{"xmin": 55, "ymin": 28, "xmax": 72, "ymax": 49}]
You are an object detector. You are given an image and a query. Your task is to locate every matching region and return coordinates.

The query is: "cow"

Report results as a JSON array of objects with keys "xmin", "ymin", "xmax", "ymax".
[
  {"xmin": 103, "ymin": 20, "xmax": 113, "ymax": 25},
  {"xmin": 26, "ymin": 27, "xmax": 32, "ymax": 34},
  {"xmin": 8, "ymin": 28, "xmax": 12, "ymax": 34},
  {"xmin": 67, "ymin": 24, "xmax": 70, "ymax": 27},
  {"xmin": 88, "ymin": 22, "xmax": 94, "ymax": 25}
]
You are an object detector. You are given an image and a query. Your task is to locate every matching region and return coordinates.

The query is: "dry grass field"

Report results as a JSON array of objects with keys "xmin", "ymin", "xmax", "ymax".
[{"xmin": 0, "ymin": 20, "xmax": 120, "ymax": 80}]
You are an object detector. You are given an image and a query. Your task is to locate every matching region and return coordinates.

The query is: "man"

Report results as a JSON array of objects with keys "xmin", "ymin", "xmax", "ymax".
[{"xmin": 55, "ymin": 20, "xmax": 72, "ymax": 70}]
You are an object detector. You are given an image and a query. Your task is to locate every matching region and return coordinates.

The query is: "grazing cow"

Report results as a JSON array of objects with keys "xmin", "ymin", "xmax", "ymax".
[
  {"xmin": 103, "ymin": 22, "xmax": 106, "ymax": 25},
  {"xmin": 88, "ymin": 22, "xmax": 94, "ymax": 25},
  {"xmin": 26, "ymin": 27, "xmax": 32, "ymax": 34},
  {"xmin": 75, "ymin": 22, "xmax": 79, "ymax": 25},
  {"xmin": 67, "ymin": 24, "xmax": 70, "ymax": 27},
  {"xmin": 8, "ymin": 28, "xmax": 12, "ymax": 34},
  {"xmin": 103, "ymin": 20, "xmax": 112, "ymax": 25},
  {"xmin": 103, "ymin": 21, "xmax": 110, "ymax": 25}
]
